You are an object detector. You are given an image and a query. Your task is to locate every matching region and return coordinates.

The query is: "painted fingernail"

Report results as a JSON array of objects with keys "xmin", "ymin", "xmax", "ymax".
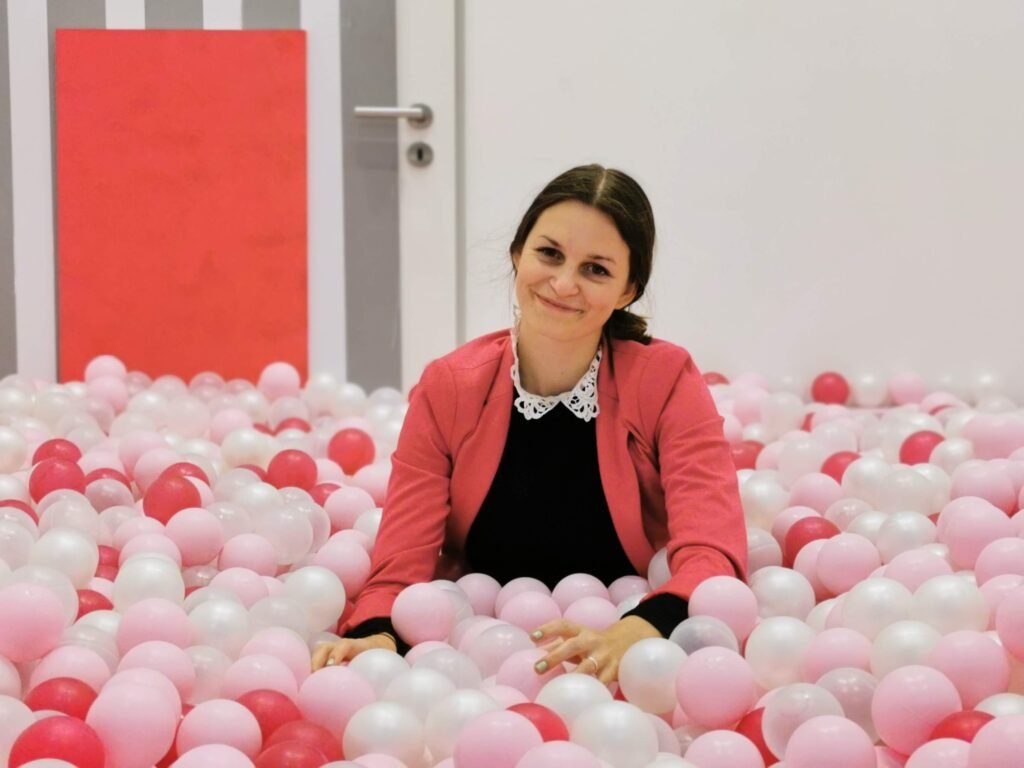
[
  {"xmin": 531, "ymin": 630, "xmax": 544, "ymax": 640},
  {"xmin": 534, "ymin": 660, "xmax": 549, "ymax": 674},
  {"xmin": 326, "ymin": 658, "xmax": 336, "ymax": 666}
]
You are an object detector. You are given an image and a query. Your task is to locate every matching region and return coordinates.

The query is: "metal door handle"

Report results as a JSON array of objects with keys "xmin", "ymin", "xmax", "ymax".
[{"xmin": 354, "ymin": 103, "xmax": 432, "ymax": 128}]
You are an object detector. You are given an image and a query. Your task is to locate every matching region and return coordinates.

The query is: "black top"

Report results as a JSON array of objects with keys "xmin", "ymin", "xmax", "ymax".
[{"xmin": 347, "ymin": 398, "xmax": 688, "ymax": 653}]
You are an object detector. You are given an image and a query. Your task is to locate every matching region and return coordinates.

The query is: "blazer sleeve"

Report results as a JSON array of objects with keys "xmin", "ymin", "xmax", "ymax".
[
  {"xmin": 642, "ymin": 349, "xmax": 748, "ymax": 602},
  {"xmin": 339, "ymin": 358, "xmax": 456, "ymax": 634}
]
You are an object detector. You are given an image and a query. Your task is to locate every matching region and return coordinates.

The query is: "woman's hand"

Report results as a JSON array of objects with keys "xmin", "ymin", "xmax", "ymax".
[
  {"xmin": 530, "ymin": 616, "xmax": 662, "ymax": 685},
  {"xmin": 311, "ymin": 633, "xmax": 398, "ymax": 671}
]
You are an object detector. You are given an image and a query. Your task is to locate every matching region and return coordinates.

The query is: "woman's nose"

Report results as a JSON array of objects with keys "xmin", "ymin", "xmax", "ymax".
[{"xmin": 550, "ymin": 266, "xmax": 579, "ymax": 295}]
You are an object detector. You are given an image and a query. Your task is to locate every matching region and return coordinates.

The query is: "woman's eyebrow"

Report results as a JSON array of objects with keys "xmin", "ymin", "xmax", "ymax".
[{"xmin": 538, "ymin": 235, "xmax": 616, "ymax": 264}]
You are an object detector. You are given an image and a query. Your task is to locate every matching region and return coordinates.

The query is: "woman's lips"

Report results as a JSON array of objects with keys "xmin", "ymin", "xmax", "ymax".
[{"xmin": 537, "ymin": 294, "xmax": 580, "ymax": 313}]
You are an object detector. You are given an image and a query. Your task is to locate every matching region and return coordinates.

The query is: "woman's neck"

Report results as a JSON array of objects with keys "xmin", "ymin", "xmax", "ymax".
[{"xmin": 515, "ymin": 322, "xmax": 602, "ymax": 396}]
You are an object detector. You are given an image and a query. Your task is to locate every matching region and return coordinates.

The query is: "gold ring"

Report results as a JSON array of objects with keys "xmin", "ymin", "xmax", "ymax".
[{"xmin": 584, "ymin": 655, "xmax": 599, "ymax": 672}]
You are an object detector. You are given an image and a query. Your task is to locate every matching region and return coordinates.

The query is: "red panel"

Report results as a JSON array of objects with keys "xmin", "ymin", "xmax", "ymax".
[{"xmin": 56, "ymin": 30, "xmax": 307, "ymax": 383}]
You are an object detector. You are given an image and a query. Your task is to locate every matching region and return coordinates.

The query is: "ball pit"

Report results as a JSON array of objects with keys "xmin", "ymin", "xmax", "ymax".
[{"xmin": 3, "ymin": 358, "xmax": 1024, "ymax": 766}]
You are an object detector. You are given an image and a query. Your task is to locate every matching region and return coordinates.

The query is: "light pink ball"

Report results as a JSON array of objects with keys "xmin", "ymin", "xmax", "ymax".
[
  {"xmin": 85, "ymin": 354, "xmax": 127, "ymax": 381},
  {"xmin": 86, "ymin": 681, "xmax": 179, "ymax": 768},
  {"xmin": 563, "ymin": 597, "xmax": 618, "ymax": 630},
  {"xmin": 516, "ymin": 740, "xmax": 603, "ymax": 768},
  {"xmin": 240, "ymin": 627, "xmax": 311, "ymax": 688},
  {"xmin": 495, "ymin": 648, "xmax": 564, "ymax": 700},
  {"xmin": 257, "ymin": 362, "xmax": 301, "ymax": 400},
  {"xmin": 322, "ymin": 485, "xmax": 377, "ymax": 531},
  {"xmin": 889, "ymin": 373, "xmax": 928, "ymax": 406},
  {"xmin": 609, "ymin": 575, "xmax": 650, "ymax": 605},
  {"xmin": 883, "ymin": 549, "xmax": 954, "ymax": 592},
  {"xmin": 976, "ymin": 537, "xmax": 1024, "ymax": 584},
  {"xmin": 0, "ymin": 583, "xmax": 65, "ymax": 662},
  {"xmin": 221, "ymin": 653, "xmax": 299, "ymax": 701},
  {"xmin": 210, "ymin": 408, "xmax": 254, "ymax": 444},
  {"xmin": 209, "ymin": 568, "xmax": 270, "ymax": 608},
  {"xmin": 176, "ymin": 698, "xmax": 262, "ymax": 758},
  {"xmin": 28, "ymin": 645, "xmax": 111, "ymax": 692},
  {"xmin": 171, "ymin": 744, "xmax": 255, "ymax": 768},
  {"xmin": 905, "ymin": 737, "xmax": 969, "ymax": 768},
  {"xmin": 119, "ymin": 533, "xmax": 183, "ymax": 567},
  {"xmin": 995, "ymin": 585, "xmax": 1024, "ymax": 659},
  {"xmin": 494, "ymin": 577, "xmax": 550, "ymax": 616},
  {"xmin": 297, "ymin": 665, "xmax": 376, "ymax": 741},
  {"xmin": 785, "ymin": 715, "xmax": 874, "ymax": 768},
  {"xmin": 118, "ymin": 640, "xmax": 196, "ymax": 702},
  {"xmin": 133, "ymin": 447, "xmax": 183, "ymax": 492},
  {"xmin": 118, "ymin": 430, "xmax": 166, "ymax": 475},
  {"xmin": 551, "ymin": 574, "xmax": 610, "ymax": 611},
  {"xmin": 684, "ymin": 730, "xmax": 766, "ymax": 768},
  {"xmin": 788, "ymin": 473, "xmax": 844, "ymax": 514},
  {"xmin": 676, "ymin": 647, "xmax": 757, "ymax": 729},
  {"xmin": 87, "ymin": 375, "xmax": 130, "ymax": 412},
  {"xmin": 939, "ymin": 496, "xmax": 1014, "ymax": 570},
  {"xmin": 981, "ymin": 574, "xmax": 1024, "ymax": 628},
  {"xmin": 312, "ymin": 538, "xmax": 371, "ymax": 597},
  {"xmin": 392, "ymin": 583, "xmax": 456, "ymax": 644},
  {"xmin": 185, "ymin": 477, "xmax": 215, "ymax": 507},
  {"xmin": 870, "ymin": 665, "xmax": 962, "ymax": 755},
  {"xmin": 963, "ymin": 414, "xmax": 1024, "ymax": 460},
  {"xmin": 817, "ymin": 533, "xmax": 882, "ymax": 595},
  {"xmin": 355, "ymin": 755, "xmax": 407, "ymax": 768},
  {"xmin": 453, "ymin": 710, "xmax": 543, "ymax": 768},
  {"xmin": 164, "ymin": 507, "xmax": 225, "ymax": 567},
  {"xmin": 950, "ymin": 465, "xmax": 1017, "ymax": 515},
  {"xmin": 926, "ymin": 630, "xmax": 1010, "ymax": 708},
  {"xmin": 800, "ymin": 628, "xmax": 872, "ymax": 681},
  {"xmin": 497, "ymin": 591, "xmax": 561, "ymax": 632},
  {"xmin": 113, "ymin": 516, "xmax": 165, "ymax": 549},
  {"xmin": 457, "ymin": 573, "xmax": 502, "ymax": 616},
  {"xmin": 351, "ymin": 462, "xmax": 390, "ymax": 505},
  {"xmin": 793, "ymin": 539, "xmax": 831, "ymax": 602},
  {"xmin": 969, "ymin": 715, "xmax": 1024, "ymax": 768},
  {"xmin": 771, "ymin": 506, "xmax": 821, "ymax": 547},
  {"xmin": 689, "ymin": 576, "xmax": 759, "ymax": 643},
  {"xmin": 116, "ymin": 597, "xmax": 193, "ymax": 653},
  {"xmin": 218, "ymin": 533, "xmax": 278, "ymax": 576}
]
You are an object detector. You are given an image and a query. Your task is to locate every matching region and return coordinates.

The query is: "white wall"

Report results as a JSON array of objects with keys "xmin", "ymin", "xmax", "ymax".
[{"xmin": 461, "ymin": 0, "xmax": 1024, "ymax": 398}]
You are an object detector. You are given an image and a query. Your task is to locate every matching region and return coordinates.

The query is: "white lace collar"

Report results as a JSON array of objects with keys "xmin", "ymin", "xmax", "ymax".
[{"xmin": 509, "ymin": 322, "xmax": 601, "ymax": 422}]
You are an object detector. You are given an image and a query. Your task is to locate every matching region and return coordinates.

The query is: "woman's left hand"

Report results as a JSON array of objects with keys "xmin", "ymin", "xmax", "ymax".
[{"xmin": 530, "ymin": 616, "xmax": 662, "ymax": 685}]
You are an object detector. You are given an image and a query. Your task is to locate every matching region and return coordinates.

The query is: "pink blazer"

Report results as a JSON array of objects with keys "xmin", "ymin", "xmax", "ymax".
[{"xmin": 343, "ymin": 328, "xmax": 748, "ymax": 631}]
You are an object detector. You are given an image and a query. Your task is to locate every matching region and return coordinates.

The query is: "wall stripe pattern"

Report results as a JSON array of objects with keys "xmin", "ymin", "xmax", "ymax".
[{"xmin": 0, "ymin": 0, "xmax": 400, "ymax": 392}]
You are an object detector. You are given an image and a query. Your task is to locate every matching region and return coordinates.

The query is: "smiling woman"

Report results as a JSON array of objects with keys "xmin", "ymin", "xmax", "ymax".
[{"xmin": 313, "ymin": 164, "xmax": 747, "ymax": 686}]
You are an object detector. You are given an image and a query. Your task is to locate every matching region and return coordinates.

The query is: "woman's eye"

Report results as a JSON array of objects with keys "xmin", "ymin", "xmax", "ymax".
[{"xmin": 537, "ymin": 247, "xmax": 609, "ymax": 277}]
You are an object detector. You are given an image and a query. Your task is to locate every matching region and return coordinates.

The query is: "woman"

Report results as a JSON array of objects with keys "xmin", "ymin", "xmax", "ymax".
[{"xmin": 312, "ymin": 164, "xmax": 747, "ymax": 683}]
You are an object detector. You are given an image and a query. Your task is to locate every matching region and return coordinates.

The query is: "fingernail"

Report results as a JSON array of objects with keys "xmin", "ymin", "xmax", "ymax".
[
  {"xmin": 326, "ymin": 658, "xmax": 336, "ymax": 666},
  {"xmin": 531, "ymin": 630, "xmax": 544, "ymax": 640},
  {"xmin": 534, "ymin": 660, "xmax": 549, "ymax": 673}
]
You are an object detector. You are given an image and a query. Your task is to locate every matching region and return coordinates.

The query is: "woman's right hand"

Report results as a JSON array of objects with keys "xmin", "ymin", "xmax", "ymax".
[{"xmin": 311, "ymin": 633, "xmax": 399, "ymax": 671}]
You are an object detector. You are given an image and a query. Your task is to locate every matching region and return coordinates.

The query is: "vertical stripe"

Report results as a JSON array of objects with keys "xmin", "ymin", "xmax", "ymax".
[
  {"xmin": 9, "ymin": 0, "xmax": 56, "ymax": 380},
  {"xmin": 340, "ymin": 0, "xmax": 400, "ymax": 391},
  {"xmin": 145, "ymin": 0, "xmax": 202, "ymax": 29},
  {"xmin": 301, "ymin": 0, "xmax": 346, "ymax": 383},
  {"xmin": 203, "ymin": 0, "xmax": 242, "ymax": 29},
  {"xmin": 454, "ymin": 0, "xmax": 466, "ymax": 344},
  {"xmin": 47, "ymin": 0, "xmax": 105, "ymax": 380},
  {"xmin": 0, "ymin": 0, "xmax": 16, "ymax": 376},
  {"xmin": 243, "ymin": 0, "xmax": 298, "ymax": 29},
  {"xmin": 105, "ymin": 0, "xmax": 144, "ymax": 28}
]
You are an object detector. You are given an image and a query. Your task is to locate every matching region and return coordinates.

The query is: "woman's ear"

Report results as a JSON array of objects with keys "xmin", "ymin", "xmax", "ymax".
[{"xmin": 616, "ymin": 283, "xmax": 637, "ymax": 310}]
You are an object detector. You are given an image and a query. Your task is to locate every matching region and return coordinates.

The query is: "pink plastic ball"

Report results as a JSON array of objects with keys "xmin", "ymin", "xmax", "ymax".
[
  {"xmin": 675, "ymin": 647, "xmax": 757, "ymax": 729},
  {"xmin": 453, "ymin": 710, "xmax": 543, "ymax": 768},
  {"xmin": 165, "ymin": 507, "xmax": 225, "ymax": 567},
  {"xmin": 176, "ymin": 698, "xmax": 262, "ymax": 758},
  {"xmin": 116, "ymin": 597, "xmax": 193, "ymax": 653},
  {"xmin": 870, "ymin": 665, "xmax": 962, "ymax": 755},
  {"xmin": 688, "ymin": 576, "xmax": 759, "ymax": 642},
  {"xmin": 785, "ymin": 715, "xmax": 874, "ymax": 768},
  {"xmin": 258, "ymin": 362, "xmax": 302, "ymax": 400},
  {"xmin": 392, "ymin": 583, "xmax": 456, "ymax": 644},
  {"xmin": 684, "ymin": 730, "xmax": 766, "ymax": 768},
  {"xmin": 0, "ymin": 583, "xmax": 65, "ymax": 662},
  {"xmin": 498, "ymin": 591, "xmax": 561, "ymax": 632},
  {"xmin": 222, "ymin": 653, "xmax": 299, "ymax": 701}
]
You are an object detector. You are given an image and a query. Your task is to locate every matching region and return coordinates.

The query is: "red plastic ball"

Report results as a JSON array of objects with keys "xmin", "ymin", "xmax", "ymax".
[
  {"xmin": 327, "ymin": 429, "xmax": 375, "ymax": 476},
  {"xmin": 95, "ymin": 565, "xmax": 119, "ymax": 581},
  {"xmin": 8, "ymin": 715, "xmax": 105, "ymax": 768},
  {"xmin": 97, "ymin": 544, "xmax": 119, "ymax": 567},
  {"xmin": 84, "ymin": 467, "xmax": 132, "ymax": 489},
  {"xmin": 264, "ymin": 721, "xmax": 343, "ymax": 761},
  {"xmin": 783, "ymin": 516, "xmax": 840, "ymax": 567},
  {"xmin": 254, "ymin": 423, "xmax": 274, "ymax": 435},
  {"xmin": 28, "ymin": 458, "xmax": 86, "ymax": 503},
  {"xmin": 237, "ymin": 689, "xmax": 303, "ymax": 742},
  {"xmin": 310, "ymin": 482, "xmax": 341, "ymax": 506},
  {"xmin": 734, "ymin": 707, "xmax": 776, "ymax": 765},
  {"xmin": 24, "ymin": 677, "xmax": 98, "ymax": 719},
  {"xmin": 266, "ymin": 449, "xmax": 318, "ymax": 491},
  {"xmin": 239, "ymin": 464, "xmax": 269, "ymax": 482},
  {"xmin": 32, "ymin": 438, "xmax": 82, "ymax": 465},
  {"xmin": 703, "ymin": 372, "xmax": 730, "ymax": 386},
  {"xmin": 821, "ymin": 451, "xmax": 860, "ymax": 483},
  {"xmin": 731, "ymin": 440, "xmax": 764, "ymax": 471},
  {"xmin": 275, "ymin": 417, "xmax": 312, "ymax": 434},
  {"xmin": 929, "ymin": 710, "xmax": 995, "ymax": 743},
  {"xmin": 507, "ymin": 702, "xmax": 569, "ymax": 742},
  {"xmin": 0, "ymin": 499, "xmax": 38, "ymax": 524},
  {"xmin": 160, "ymin": 461, "xmax": 210, "ymax": 486},
  {"xmin": 899, "ymin": 430, "xmax": 945, "ymax": 465},
  {"xmin": 77, "ymin": 589, "xmax": 114, "ymax": 619},
  {"xmin": 811, "ymin": 372, "xmax": 850, "ymax": 405},
  {"xmin": 143, "ymin": 474, "xmax": 201, "ymax": 525},
  {"xmin": 801, "ymin": 413, "xmax": 815, "ymax": 432},
  {"xmin": 255, "ymin": 741, "xmax": 327, "ymax": 768}
]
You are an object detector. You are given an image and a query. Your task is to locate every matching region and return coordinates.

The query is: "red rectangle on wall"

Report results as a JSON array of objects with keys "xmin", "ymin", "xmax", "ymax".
[{"xmin": 56, "ymin": 30, "xmax": 307, "ymax": 383}]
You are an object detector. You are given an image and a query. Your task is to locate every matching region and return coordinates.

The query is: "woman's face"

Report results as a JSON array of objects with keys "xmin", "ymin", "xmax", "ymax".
[{"xmin": 512, "ymin": 200, "xmax": 636, "ymax": 344}]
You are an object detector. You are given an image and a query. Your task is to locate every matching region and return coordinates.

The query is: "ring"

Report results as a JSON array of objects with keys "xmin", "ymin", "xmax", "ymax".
[{"xmin": 583, "ymin": 655, "xmax": 599, "ymax": 673}]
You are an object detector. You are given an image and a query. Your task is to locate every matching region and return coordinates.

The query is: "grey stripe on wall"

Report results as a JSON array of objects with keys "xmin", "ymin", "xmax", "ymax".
[
  {"xmin": 145, "ymin": 0, "xmax": 203, "ymax": 29},
  {"xmin": 0, "ymin": 0, "xmax": 15, "ymax": 377},
  {"xmin": 340, "ymin": 0, "xmax": 401, "ymax": 391},
  {"xmin": 243, "ymin": 0, "xmax": 299, "ymax": 30}
]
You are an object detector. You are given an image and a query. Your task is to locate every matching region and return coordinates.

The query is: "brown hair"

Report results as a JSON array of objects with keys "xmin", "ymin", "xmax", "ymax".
[{"xmin": 509, "ymin": 164, "xmax": 655, "ymax": 348}]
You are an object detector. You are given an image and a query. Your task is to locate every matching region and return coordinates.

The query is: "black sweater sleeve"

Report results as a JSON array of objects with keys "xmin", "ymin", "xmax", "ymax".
[
  {"xmin": 622, "ymin": 593, "xmax": 689, "ymax": 639},
  {"xmin": 345, "ymin": 616, "xmax": 412, "ymax": 656}
]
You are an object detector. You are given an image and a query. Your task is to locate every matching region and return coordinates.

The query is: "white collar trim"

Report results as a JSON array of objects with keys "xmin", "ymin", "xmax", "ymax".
[{"xmin": 509, "ymin": 322, "xmax": 601, "ymax": 422}]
